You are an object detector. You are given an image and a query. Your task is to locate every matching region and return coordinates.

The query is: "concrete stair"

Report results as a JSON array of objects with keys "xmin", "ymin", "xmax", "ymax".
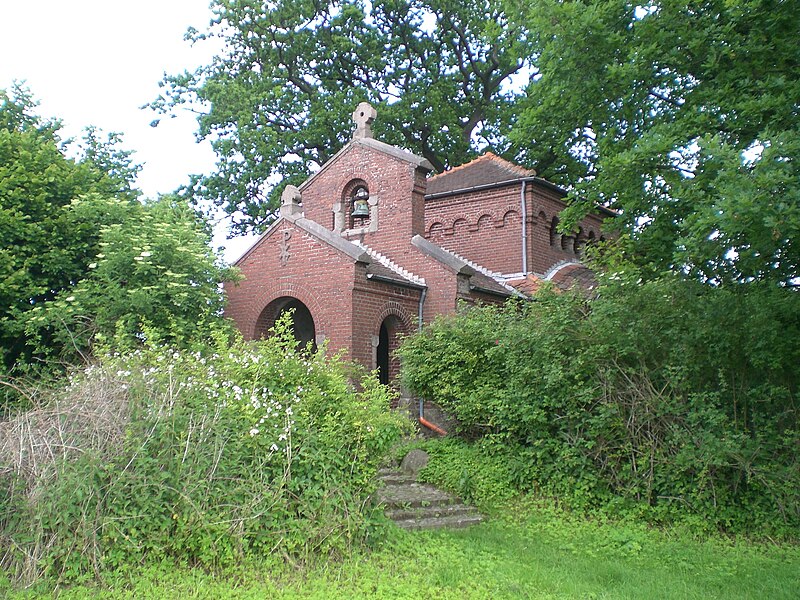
[{"xmin": 375, "ymin": 467, "xmax": 484, "ymax": 530}]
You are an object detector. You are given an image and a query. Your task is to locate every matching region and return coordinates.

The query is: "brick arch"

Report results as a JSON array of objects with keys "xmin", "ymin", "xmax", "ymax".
[
  {"xmin": 427, "ymin": 221, "xmax": 444, "ymax": 241},
  {"xmin": 450, "ymin": 216, "xmax": 469, "ymax": 236},
  {"xmin": 543, "ymin": 259, "xmax": 584, "ymax": 281},
  {"xmin": 338, "ymin": 177, "xmax": 372, "ymax": 230},
  {"xmin": 476, "ymin": 213, "xmax": 494, "ymax": 230},
  {"xmin": 248, "ymin": 281, "xmax": 328, "ymax": 341},
  {"xmin": 376, "ymin": 301, "xmax": 415, "ymax": 334},
  {"xmin": 341, "ymin": 177, "xmax": 370, "ymax": 202},
  {"xmin": 501, "ymin": 209, "xmax": 520, "ymax": 227}
]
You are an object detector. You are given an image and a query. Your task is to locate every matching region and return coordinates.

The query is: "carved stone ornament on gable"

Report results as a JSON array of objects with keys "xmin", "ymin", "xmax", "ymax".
[
  {"xmin": 279, "ymin": 229, "xmax": 292, "ymax": 266},
  {"xmin": 352, "ymin": 102, "xmax": 377, "ymax": 139},
  {"xmin": 280, "ymin": 184, "xmax": 303, "ymax": 219}
]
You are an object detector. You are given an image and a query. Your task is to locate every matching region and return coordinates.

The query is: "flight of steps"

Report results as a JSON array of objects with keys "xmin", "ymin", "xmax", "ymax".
[{"xmin": 375, "ymin": 466, "xmax": 484, "ymax": 530}]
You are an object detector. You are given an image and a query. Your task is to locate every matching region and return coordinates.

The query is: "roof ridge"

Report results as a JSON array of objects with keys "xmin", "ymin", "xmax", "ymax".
[
  {"xmin": 352, "ymin": 241, "xmax": 426, "ymax": 286},
  {"xmin": 428, "ymin": 152, "xmax": 534, "ymax": 182}
]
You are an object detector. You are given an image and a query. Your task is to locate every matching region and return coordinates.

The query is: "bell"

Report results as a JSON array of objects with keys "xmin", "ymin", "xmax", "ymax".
[{"xmin": 352, "ymin": 188, "xmax": 370, "ymax": 217}]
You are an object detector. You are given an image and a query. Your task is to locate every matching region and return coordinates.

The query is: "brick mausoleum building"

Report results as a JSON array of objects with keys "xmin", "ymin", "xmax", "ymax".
[{"xmin": 225, "ymin": 103, "xmax": 609, "ymax": 389}]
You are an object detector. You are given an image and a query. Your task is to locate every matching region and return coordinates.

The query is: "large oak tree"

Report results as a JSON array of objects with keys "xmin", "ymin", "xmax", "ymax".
[
  {"xmin": 513, "ymin": 0, "xmax": 799, "ymax": 285},
  {"xmin": 156, "ymin": 0, "xmax": 797, "ymax": 285},
  {"xmin": 149, "ymin": 0, "xmax": 531, "ymax": 234}
]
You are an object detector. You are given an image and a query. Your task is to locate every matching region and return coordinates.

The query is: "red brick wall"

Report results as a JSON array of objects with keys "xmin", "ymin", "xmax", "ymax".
[
  {"xmin": 425, "ymin": 184, "xmax": 524, "ymax": 275},
  {"xmin": 295, "ymin": 141, "xmax": 468, "ymax": 325},
  {"xmin": 424, "ymin": 181, "xmax": 606, "ymax": 277},
  {"xmin": 225, "ymin": 222, "xmax": 358, "ymax": 357},
  {"xmin": 300, "ymin": 143, "xmax": 427, "ymax": 253},
  {"xmin": 351, "ymin": 264, "xmax": 420, "ymax": 383}
]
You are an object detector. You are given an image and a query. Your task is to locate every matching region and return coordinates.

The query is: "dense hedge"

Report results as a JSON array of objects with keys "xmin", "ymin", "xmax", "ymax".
[
  {"xmin": 0, "ymin": 320, "xmax": 408, "ymax": 584},
  {"xmin": 399, "ymin": 274, "xmax": 800, "ymax": 535}
]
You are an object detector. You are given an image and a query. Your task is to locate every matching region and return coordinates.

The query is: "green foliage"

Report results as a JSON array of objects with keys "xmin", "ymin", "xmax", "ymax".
[
  {"xmin": 0, "ymin": 87, "xmax": 234, "ymax": 387},
  {"xmin": 513, "ymin": 0, "xmax": 800, "ymax": 285},
  {"xmin": 24, "ymin": 193, "xmax": 235, "ymax": 360},
  {"xmin": 399, "ymin": 277, "xmax": 800, "ymax": 534},
  {"xmin": 6, "ymin": 505, "xmax": 800, "ymax": 598},
  {"xmin": 0, "ymin": 318, "xmax": 408, "ymax": 584},
  {"xmin": 150, "ymin": 0, "xmax": 530, "ymax": 233},
  {"xmin": 0, "ymin": 86, "xmax": 142, "ymax": 372},
  {"xmin": 408, "ymin": 437, "xmax": 519, "ymax": 510}
]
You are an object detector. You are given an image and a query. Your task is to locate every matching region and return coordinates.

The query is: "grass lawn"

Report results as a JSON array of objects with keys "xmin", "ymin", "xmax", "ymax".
[{"xmin": 4, "ymin": 504, "xmax": 797, "ymax": 599}]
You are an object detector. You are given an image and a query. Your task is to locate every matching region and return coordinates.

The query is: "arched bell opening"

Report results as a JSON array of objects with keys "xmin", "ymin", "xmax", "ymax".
[
  {"xmin": 255, "ymin": 296, "xmax": 317, "ymax": 351},
  {"xmin": 375, "ymin": 314, "xmax": 406, "ymax": 385}
]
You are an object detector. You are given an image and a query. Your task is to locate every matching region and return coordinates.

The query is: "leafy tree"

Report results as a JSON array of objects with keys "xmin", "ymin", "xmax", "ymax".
[
  {"xmin": 1, "ymin": 86, "xmax": 232, "ymax": 373},
  {"xmin": 0, "ymin": 86, "xmax": 141, "ymax": 370},
  {"xmin": 512, "ymin": 0, "xmax": 800, "ymax": 285},
  {"xmin": 150, "ymin": 0, "xmax": 531, "ymax": 233},
  {"xmin": 26, "ymin": 194, "xmax": 235, "ymax": 361}
]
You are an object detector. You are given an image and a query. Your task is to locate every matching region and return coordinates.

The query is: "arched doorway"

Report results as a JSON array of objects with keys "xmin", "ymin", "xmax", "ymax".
[
  {"xmin": 375, "ymin": 314, "xmax": 406, "ymax": 385},
  {"xmin": 255, "ymin": 296, "xmax": 316, "ymax": 350}
]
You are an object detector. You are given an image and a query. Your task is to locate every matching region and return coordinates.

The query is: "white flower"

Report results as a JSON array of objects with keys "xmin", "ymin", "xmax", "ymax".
[{"xmin": 249, "ymin": 428, "xmax": 259, "ymax": 436}]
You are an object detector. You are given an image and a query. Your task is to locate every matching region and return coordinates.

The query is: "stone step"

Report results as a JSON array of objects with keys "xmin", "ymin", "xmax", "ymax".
[
  {"xmin": 376, "ymin": 482, "xmax": 459, "ymax": 509},
  {"xmin": 394, "ymin": 512, "xmax": 484, "ymax": 531},
  {"xmin": 384, "ymin": 502, "xmax": 478, "ymax": 522},
  {"xmin": 377, "ymin": 472, "xmax": 417, "ymax": 485},
  {"xmin": 375, "ymin": 468, "xmax": 484, "ymax": 530}
]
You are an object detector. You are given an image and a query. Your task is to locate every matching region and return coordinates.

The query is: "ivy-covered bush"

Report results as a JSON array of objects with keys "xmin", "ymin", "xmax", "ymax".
[
  {"xmin": 399, "ymin": 275, "xmax": 800, "ymax": 535},
  {"xmin": 0, "ymin": 319, "xmax": 409, "ymax": 584}
]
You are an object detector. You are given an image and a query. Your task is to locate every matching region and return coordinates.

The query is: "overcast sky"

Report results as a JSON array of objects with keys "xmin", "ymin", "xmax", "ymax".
[{"xmin": 0, "ymin": 1, "xmax": 256, "ymax": 260}]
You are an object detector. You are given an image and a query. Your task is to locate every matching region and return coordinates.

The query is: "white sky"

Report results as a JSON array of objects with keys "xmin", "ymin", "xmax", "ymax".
[{"xmin": 0, "ymin": 0, "xmax": 256, "ymax": 261}]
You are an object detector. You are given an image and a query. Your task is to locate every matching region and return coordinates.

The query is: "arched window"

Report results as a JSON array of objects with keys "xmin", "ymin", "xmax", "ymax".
[{"xmin": 335, "ymin": 179, "xmax": 377, "ymax": 234}]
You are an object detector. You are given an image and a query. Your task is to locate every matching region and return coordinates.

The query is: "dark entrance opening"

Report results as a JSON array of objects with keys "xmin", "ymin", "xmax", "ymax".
[
  {"xmin": 256, "ymin": 297, "xmax": 316, "ymax": 350},
  {"xmin": 377, "ymin": 320, "xmax": 390, "ymax": 385}
]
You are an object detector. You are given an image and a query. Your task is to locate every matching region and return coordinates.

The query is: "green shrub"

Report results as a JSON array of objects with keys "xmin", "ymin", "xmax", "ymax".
[
  {"xmin": 399, "ymin": 275, "xmax": 800, "ymax": 535},
  {"xmin": 0, "ymin": 318, "xmax": 409, "ymax": 584},
  {"xmin": 411, "ymin": 437, "xmax": 519, "ymax": 510}
]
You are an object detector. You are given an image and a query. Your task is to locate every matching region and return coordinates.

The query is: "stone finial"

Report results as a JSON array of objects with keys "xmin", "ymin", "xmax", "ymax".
[
  {"xmin": 352, "ymin": 101, "xmax": 377, "ymax": 139},
  {"xmin": 280, "ymin": 184, "xmax": 303, "ymax": 218}
]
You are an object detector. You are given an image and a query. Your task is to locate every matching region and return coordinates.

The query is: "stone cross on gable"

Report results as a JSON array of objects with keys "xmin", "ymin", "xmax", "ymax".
[{"xmin": 352, "ymin": 102, "xmax": 377, "ymax": 139}]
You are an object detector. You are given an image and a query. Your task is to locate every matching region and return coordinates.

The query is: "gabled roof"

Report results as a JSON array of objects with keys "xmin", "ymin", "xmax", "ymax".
[
  {"xmin": 234, "ymin": 215, "xmax": 371, "ymax": 266},
  {"xmin": 426, "ymin": 152, "xmax": 536, "ymax": 196},
  {"xmin": 233, "ymin": 214, "xmax": 426, "ymax": 290},
  {"xmin": 411, "ymin": 235, "xmax": 524, "ymax": 298},
  {"xmin": 299, "ymin": 137, "xmax": 433, "ymax": 193}
]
